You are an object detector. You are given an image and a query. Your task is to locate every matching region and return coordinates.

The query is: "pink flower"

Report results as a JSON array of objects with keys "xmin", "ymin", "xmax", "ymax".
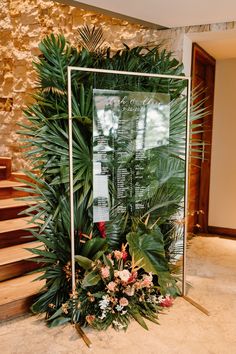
[
  {"xmin": 101, "ymin": 266, "xmax": 110, "ymax": 279},
  {"xmin": 124, "ymin": 285, "xmax": 135, "ymax": 296},
  {"xmin": 114, "ymin": 249, "xmax": 128, "ymax": 261},
  {"xmin": 107, "ymin": 281, "xmax": 116, "ymax": 292},
  {"xmin": 140, "ymin": 273, "xmax": 153, "ymax": 288},
  {"xmin": 114, "ymin": 250, "xmax": 123, "ymax": 260},
  {"xmin": 119, "ymin": 297, "xmax": 129, "ymax": 307},
  {"xmin": 159, "ymin": 295, "xmax": 174, "ymax": 308},
  {"xmin": 118, "ymin": 269, "xmax": 131, "ymax": 282},
  {"xmin": 86, "ymin": 314, "xmax": 95, "ymax": 325},
  {"xmin": 114, "ymin": 270, "xmax": 119, "ymax": 278},
  {"xmin": 134, "ymin": 281, "xmax": 142, "ymax": 289}
]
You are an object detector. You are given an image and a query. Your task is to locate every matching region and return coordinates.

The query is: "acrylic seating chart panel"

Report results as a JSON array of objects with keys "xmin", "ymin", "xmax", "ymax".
[{"xmin": 93, "ymin": 89, "xmax": 170, "ymax": 223}]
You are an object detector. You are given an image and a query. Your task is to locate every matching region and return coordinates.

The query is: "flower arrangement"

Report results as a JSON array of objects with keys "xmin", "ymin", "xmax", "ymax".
[{"xmin": 48, "ymin": 244, "xmax": 174, "ymax": 331}]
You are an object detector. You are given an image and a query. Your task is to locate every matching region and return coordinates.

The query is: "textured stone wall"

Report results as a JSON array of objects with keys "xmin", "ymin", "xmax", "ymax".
[{"xmin": 1, "ymin": 0, "xmax": 236, "ymax": 170}]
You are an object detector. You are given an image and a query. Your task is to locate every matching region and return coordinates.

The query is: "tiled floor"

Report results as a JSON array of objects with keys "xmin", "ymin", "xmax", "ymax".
[{"xmin": 0, "ymin": 235, "xmax": 236, "ymax": 354}]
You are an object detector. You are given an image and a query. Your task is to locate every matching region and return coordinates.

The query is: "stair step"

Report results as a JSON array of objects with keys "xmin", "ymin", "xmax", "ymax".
[
  {"xmin": 0, "ymin": 241, "xmax": 43, "ymax": 266},
  {"xmin": 0, "ymin": 216, "xmax": 39, "ymax": 248},
  {"xmin": 0, "ymin": 241, "xmax": 43, "ymax": 281},
  {"xmin": 0, "ymin": 156, "xmax": 11, "ymax": 161},
  {"xmin": 0, "ymin": 272, "xmax": 45, "ymax": 321},
  {"xmin": 0, "ymin": 198, "xmax": 37, "ymax": 221},
  {"xmin": 0, "ymin": 180, "xmax": 27, "ymax": 189},
  {"xmin": 0, "ymin": 198, "xmax": 36, "ymax": 210},
  {"xmin": 10, "ymin": 172, "xmax": 35, "ymax": 183},
  {"xmin": 0, "ymin": 216, "xmax": 36, "ymax": 234},
  {"xmin": 0, "ymin": 180, "xmax": 28, "ymax": 199}
]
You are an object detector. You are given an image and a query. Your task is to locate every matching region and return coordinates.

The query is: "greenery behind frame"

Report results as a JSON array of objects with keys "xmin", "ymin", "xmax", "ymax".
[{"xmin": 18, "ymin": 26, "xmax": 204, "ymax": 329}]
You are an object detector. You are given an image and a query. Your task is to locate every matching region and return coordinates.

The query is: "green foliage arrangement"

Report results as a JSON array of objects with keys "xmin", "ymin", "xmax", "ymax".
[{"xmin": 18, "ymin": 26, "xmax": 202, "ymax": 330}]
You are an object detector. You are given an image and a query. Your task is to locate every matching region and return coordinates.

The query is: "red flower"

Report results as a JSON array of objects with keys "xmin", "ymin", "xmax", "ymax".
[
  {"xmin": 97, "ymin": 222, "xmax": 106, "ymax": 238},
  {"xmin": 121, "ymin": 250, "xmax": 128, "ymax": 261},
  {"xmin": 160, "ymin": 296, "xmax": 174, "ymax": 307},
  {"xmin": 127, "ymin": 271, "xmax": 138, "ymax": 284}
]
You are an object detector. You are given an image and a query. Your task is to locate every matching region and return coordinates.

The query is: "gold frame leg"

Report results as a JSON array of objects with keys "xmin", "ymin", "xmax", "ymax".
[
  {"xmin": 182, "ymin": 295, "xmax": 210, "ymax": 316},
  {"xmin": 75, "ymin": 323, "xmax": 92, "ymax": 348}
]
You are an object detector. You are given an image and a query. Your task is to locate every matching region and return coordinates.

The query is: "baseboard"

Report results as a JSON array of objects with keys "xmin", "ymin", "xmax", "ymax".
[{"xmin": 208, "ymin": 226, "xmax": 236, "ymax": 237}]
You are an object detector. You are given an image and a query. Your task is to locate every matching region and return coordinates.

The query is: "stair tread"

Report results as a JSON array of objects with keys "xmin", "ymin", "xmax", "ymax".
[
  {"xmin": 0, "ymin": 272, "xmax": 44, "ymax": 306},
  {"xmin": 11, "ymin": 171, "xmax": 26, "ymax": 176},
  {"xmin": 0, "ymin": 198, "xmax": 36, "ymax": 210},
  {"xmin": 0, "ymin": 216, "xmax": 38, "ymax": 233},
  {"xmin": 0, "ymin": 180, "xmax": 26, "ymax": 189},
  {"xmin": 0, "ymin": 241, "xmax": 43, "ymax": 266},
  {"xmin": 0, "ymin": 166, "xmax": 6, "ymax": 170}
]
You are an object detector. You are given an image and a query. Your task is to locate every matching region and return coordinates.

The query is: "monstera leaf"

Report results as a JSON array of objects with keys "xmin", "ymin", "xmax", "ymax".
[
  {"xmin": 75, "ymin": 255, "xmax": 93, "ymax": 270},
  {"xmin": 81, "ymin": 270, "xmax": 101, "ymax": 288},
  {"xmin": 127, "ymin": 226, "xmax": 170, "ymax": 274},
  {"xmin": 80, "ymin": 237, "xmax": 107, "ymax": 258}
]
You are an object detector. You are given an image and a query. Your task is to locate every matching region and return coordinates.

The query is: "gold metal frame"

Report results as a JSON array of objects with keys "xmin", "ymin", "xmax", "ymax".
[{"xmin": 67, "ymin": 67, "xmax": 208, "ymax": 345}]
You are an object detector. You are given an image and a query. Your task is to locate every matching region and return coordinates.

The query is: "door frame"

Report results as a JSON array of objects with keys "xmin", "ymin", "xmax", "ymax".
[{"xmin": 190, "ymin": 43, "xmax": 216, "ymax": 233}]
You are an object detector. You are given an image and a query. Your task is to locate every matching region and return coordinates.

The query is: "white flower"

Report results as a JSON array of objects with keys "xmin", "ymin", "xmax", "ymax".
[
  {"xmin": 150, "ymin": 295, "xmax": 158, "ymax": 303},
  {"xmin": 99, "ymin": 311, "xmax": 107, "ymax": 319},
  {"xmin": 118, "ymin": 269, "xmax": 131, "ymax": 282},
  {"xmin": 115, "ymin": 304, "xmax": 124, "ymax": 312},
  {"xmin": 121, "ymin": 310, "xmax": 127, "ymax": 315},
  {"xmin": 112, "ymin": 320, "xmax": 126, "ymax": 330},
  {"xmin": 99, "ymin": 295, "xmax": 110, "ymax": 310}
]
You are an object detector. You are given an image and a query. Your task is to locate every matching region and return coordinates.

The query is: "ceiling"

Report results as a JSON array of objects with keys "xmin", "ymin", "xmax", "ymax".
[
  {"xmin": 187, "ymin": 30, "xmax": 236, "ymax": 60},
  {"xmin": 72, "ymin": 0, "xmax": 236, "ymax": 28}
]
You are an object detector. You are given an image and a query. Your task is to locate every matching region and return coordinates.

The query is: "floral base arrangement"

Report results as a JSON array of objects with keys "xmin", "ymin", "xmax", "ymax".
[{"xmin": 49, "ymin": 242, "xmax": 175, "ymax": 331}]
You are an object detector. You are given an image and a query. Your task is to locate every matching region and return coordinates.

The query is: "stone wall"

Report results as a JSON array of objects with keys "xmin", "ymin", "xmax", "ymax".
[{"xmin": 1, "ymin": 0, "xmax": 236, "ymax": 170}]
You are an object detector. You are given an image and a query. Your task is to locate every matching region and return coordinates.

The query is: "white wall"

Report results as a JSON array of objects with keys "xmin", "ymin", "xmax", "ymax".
[{"xmin": 208, "ymin": 59, "xmax": 236, "ymax": 229}]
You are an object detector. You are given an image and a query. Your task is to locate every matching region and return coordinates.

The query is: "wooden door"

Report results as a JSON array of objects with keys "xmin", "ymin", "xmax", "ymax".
[{"xmin": 188, "ymin": 43, "xmax": 215, "ymax": 233}]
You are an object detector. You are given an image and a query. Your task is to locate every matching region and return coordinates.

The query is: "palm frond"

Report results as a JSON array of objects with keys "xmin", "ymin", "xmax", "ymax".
[{"xmin": 77, "ymin": 25, "xmax": 105, "ymax": 52}]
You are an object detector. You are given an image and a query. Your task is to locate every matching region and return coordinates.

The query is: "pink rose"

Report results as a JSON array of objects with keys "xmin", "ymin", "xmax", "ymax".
[
  {"xmin": 118, "ymin": 269, "xmax": 131, "ymax": 282},
  {"xmin": 107, "ymin": 281, "xmax": 116, "ymax": 292},
  {"xmin": 101, "ymin": 266, "xmax": 110, "ymax": 279},
  {"xmin": 119, "ymin": 297, "xmax": 129, "ymax": 307}
]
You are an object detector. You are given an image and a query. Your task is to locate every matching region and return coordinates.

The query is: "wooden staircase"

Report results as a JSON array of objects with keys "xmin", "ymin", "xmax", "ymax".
[{"xmin": 0, "ymin": 157, "xmax": 44, "ymax": 321}]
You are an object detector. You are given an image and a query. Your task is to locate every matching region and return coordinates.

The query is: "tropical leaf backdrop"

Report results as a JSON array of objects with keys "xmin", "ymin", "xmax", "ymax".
[{"xmin": 18, "ymin": 27, "xmax": 201, "ymax": 324}]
